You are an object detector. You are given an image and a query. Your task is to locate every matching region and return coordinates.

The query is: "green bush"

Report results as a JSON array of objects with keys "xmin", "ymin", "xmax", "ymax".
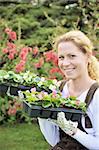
[{"xmin": 0, "ymin": 1, "xmax": 98, "ymax": 50}]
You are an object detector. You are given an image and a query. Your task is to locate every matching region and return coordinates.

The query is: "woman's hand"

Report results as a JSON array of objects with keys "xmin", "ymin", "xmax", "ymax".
[{"xmin": 48, "ymin": 112, "xmax": 78, "ymax": 136}]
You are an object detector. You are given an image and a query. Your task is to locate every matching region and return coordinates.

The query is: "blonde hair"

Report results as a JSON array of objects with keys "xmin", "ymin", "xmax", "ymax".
[{"xmin": 54, "ymin": 30, "xmax": 99, "ymax": 82}]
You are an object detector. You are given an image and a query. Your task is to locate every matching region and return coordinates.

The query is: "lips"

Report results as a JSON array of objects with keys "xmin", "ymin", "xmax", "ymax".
[
  {"xmin": 61, "ymin": 67, "xmax": 76, "ymax": 75},
  {"xmin": 63, "ymin": 68, "xmax": 75, "ymax": 71}
]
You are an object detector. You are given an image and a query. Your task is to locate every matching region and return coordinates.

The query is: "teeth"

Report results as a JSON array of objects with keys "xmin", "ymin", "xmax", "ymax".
[
  {"xmin": 63, "ymin": 69, "xmax": 75, "ymax": 72},
  {"xmin": 63, "ymin": 69, "xmax": 74, "ymax": 70}
]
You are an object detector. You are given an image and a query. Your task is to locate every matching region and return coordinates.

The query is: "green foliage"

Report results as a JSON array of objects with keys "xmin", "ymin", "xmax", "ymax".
[
  {"xmin": 0, "ymin": 1, "xmax": 98, "ymax": 49},
  {"xmin": 0, "ymin": 70, "xmax": 60, "ymax": 89}
]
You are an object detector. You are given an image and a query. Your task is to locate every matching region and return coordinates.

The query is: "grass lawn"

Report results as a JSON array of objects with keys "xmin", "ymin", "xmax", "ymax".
[{"xmin": 0, "ymin": 122, "xmax": 50, "ymax": 150}]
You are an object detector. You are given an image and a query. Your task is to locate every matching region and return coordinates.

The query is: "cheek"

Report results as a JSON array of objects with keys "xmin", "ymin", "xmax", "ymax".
[{"xmin": 58, "ymin": 60, "xmax": 62, "ymax": 68}]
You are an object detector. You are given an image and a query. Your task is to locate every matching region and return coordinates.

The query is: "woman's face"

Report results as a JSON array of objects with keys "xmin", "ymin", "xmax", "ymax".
[{"xmin": 58, "ymin": 41, "xmax": 89, "ymax": 80}]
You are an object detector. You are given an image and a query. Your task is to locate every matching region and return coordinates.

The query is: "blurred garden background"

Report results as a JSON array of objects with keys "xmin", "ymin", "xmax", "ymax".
[{"xmin": 0, "ymin": 0, "xmax": 99, "ymax": 149}]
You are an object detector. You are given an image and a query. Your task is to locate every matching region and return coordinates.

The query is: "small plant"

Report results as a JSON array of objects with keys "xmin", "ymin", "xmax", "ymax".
[
  {"xmin": 19, "ymin": 87, "xmax": 87, "ymax": 112},
  {"xmin": 0, "ymin": 70, "xmax": 60, "ymax": 93}
]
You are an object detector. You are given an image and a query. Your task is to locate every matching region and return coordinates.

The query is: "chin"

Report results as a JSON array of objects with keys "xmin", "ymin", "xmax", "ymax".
[{"xmin": 65, "ymin": 75, "xmax": 77, "ymax": 80}]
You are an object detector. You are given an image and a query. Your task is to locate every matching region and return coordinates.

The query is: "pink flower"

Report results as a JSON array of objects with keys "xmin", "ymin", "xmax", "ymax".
[
  {"xmin": 9, "ymin": 48, "xmax": 17, "ymax": 55},
  {"xmin": 14, "ymin": 101, "xmax": 22, "ymax": 110},
  {"xmin": 75, "ymin": 100, "xmax": 80, "ymax": 106},
  {"xmin": 34, "ymin": 57, "xmax": 44, "ymax": 68},
  {"xmin": 21, "ymin": 47, "xmax": 29, "ymax": 54},
  {"xmin": 33, "ymin": 46, "xmax": 39, "ymax": 56},
  {"xmin": 8, "ymin": 53, "xmax": 15, "ymax": 60},
  {"xmin": 19, "ymin": 47, "xmax": 29, "ymax": 61},
  {"xmin": 4, "ymin": 28, "xmax": 12, "ymax": 34},
  {"xmin": 42, "ymin": 91, "xmax": 48, "ymax": 96},
  {"xmin": 8, "ymin": 31, "xmax": 17, "ymax": 41},
  {"xmin": 52, "ymin": 90, "xmax": 57, "ymax": 98},
  {"xmin": 7, "ymin": 107, "xmax": 17, "ymax": 116},
  {"xmin": 49, "ymin": 76, "xmax": 56, "ymax": 79},
  {"xmin": 44, "ymin": 50, "xmax": 58, "ymax": 66},
  {"xmin": 52, "ymin": 55, "xmax": 58, "ymax": 66},
  {"xmin": 31, "ymin": 87, "xmax": 36, "ymax": 92},
  {"xmin": 49, "ymin": 67, "xmax": 60, "ymax": 74},
  {"xmin": 2, "ymin": 48, "xmax": 9, "ymax": 54},
  {"xmin": 44, "ymin": 50, "xmax": 53, "ymax": 62},
  {"xmin": 19, "ymin": 52, "xmax": 27, "ymax": 61},
  {"xmin": 4, "ymin": 28, "xmax": 17, "ymax": 41},
  {"xmin": 37, "ymin": 93, "xmax": 43, "ymax": 100},
  {"xmin": 7, "ymin": 42, "xmax": 16, "ymax": 49},
  {"xmin": 28, "ymin": 47, "xmax": 32, "ymax": 52},
  {"xmin": 15, "ymin": 60, "xmax": 26, "ymax": 73}
]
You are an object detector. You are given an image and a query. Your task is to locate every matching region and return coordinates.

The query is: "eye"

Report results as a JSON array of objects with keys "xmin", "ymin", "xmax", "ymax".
[
  {"xmin": 58, "ymin": 56, "xmax": 64, "ymax": 60},
  {"xmin": 69, "ymin": 54, "xmax": 76, "ymax": 58}
]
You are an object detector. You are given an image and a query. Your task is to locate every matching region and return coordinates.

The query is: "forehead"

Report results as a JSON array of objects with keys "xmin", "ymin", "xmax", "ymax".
[{"xmin": 58, "ymin": 41, "xmax": 81, "ymax": 55}]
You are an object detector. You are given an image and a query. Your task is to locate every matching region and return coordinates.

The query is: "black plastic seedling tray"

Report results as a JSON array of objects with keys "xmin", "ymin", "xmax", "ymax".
[{"xmin": 23, "ymin": 100, "xmax": 84, "ymax": 122}]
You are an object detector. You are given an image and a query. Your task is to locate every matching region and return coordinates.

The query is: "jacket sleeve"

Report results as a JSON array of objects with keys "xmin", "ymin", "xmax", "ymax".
[{"xmin": 38, "ymin": 117, "xmax": 60, "ymax": 146}]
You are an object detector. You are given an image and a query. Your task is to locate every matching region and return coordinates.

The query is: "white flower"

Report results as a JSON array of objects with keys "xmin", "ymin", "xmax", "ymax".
[
  {"xmin": 18, "ymin": 90, "xmax": 24, "ymax": 99},
  {"xmin": 57, "ymin": 81, "xmax": 62, "ymax": 87},
  {"xmin": 41, "ymin": 77, "xmax": 45, "ymax": 82},
  {"xmin": 4, "ymin": 74, "xmax": 10, "ymax": 79},
  {"xmin": 31, "ymin": 87, "xmax": 36, "ymax": 92},
  {"xmin": 49, "ymin": 84, "xmax": 56, "ymax": 91},
  {"xmin": 52, "ymin": 79, "xmax": 58, "ymax": 85},
  {"xmin": 38, "ymin": 81, "xmax": 43, "ymax": 87},
  {"xmin": 65, "ymin": 5, "xmax": 69, "ymax": 9}
]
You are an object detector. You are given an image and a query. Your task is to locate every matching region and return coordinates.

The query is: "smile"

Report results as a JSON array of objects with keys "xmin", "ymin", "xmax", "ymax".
[{"xmin": 63, "ymin": 68, "xmax": 75, "ymax": 71}]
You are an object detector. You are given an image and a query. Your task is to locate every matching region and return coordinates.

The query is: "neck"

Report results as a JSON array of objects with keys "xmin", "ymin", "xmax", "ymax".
[{"xmin": 68, "ymin": 75, "xmax": 95, "ymax": 97}]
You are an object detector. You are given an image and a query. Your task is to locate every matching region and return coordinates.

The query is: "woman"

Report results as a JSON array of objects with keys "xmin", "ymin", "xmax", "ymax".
[{"xmin": 38, "ymin": 30, "xmax": 99, "ymax": 150}]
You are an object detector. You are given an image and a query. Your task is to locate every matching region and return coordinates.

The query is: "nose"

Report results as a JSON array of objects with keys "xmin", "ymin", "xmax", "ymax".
[{"xmin": 62, "ymin": 58, "xmax": 71, "ymax": 66}]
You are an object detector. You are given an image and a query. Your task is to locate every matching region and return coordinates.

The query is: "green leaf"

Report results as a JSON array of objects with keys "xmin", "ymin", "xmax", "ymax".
[{"xmin": 42, "ymin": 101, "xmax": 52, "ymax": 108}]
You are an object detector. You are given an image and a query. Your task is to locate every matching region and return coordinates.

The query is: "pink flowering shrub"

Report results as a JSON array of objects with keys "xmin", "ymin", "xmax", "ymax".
[
  {"xmin": 0, "ymin": 28, "xmax": 33, "ymax": 73},
  {"xmin": 0, "ymin": 95, "xmax": 30, "ymax": 124},
  {"xmin": 0, "ymin": 28, "xmax": 64, "ymax": 80}
]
